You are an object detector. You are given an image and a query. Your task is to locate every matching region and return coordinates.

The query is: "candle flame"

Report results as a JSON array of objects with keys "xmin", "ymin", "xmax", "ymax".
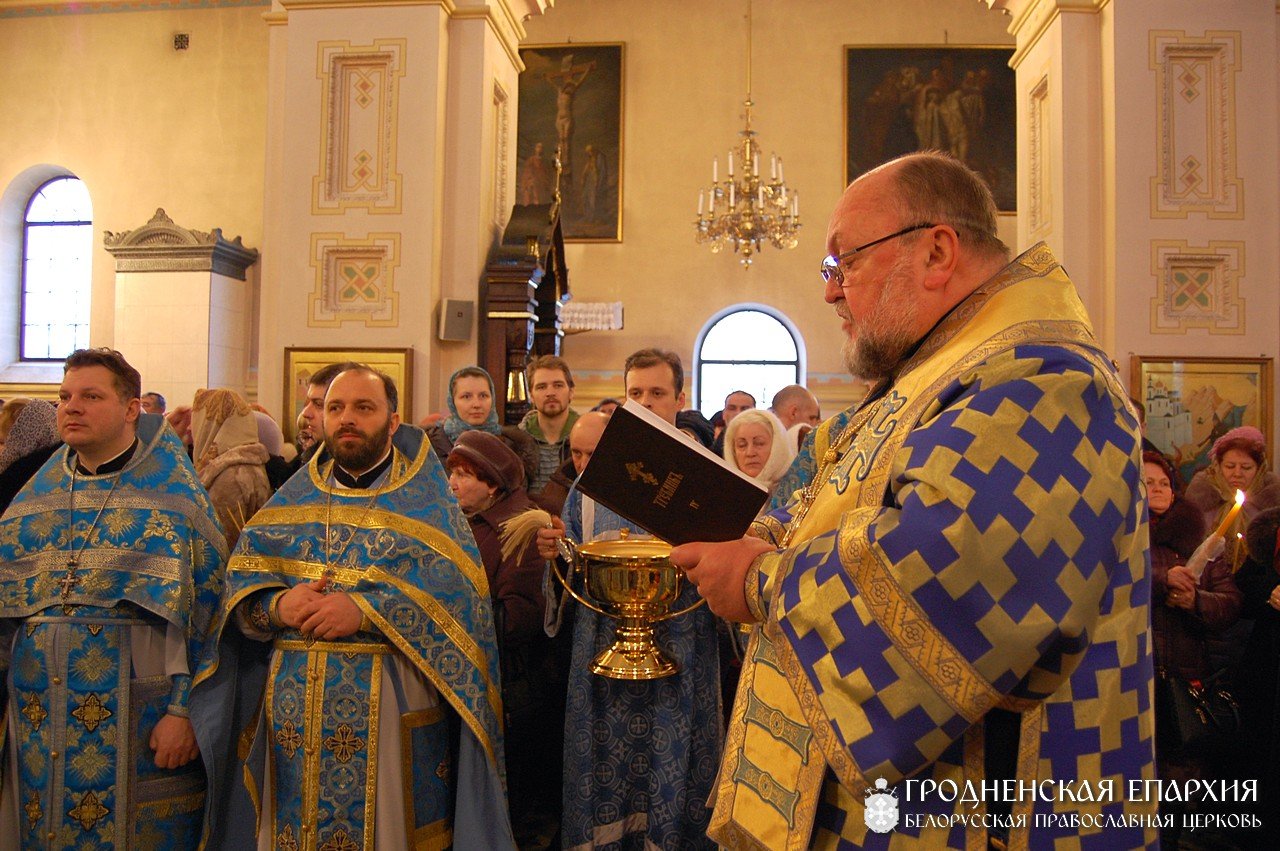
[{"xmin": 1235, "ymin": 489, "xmax": 1246, "ymax": 506}]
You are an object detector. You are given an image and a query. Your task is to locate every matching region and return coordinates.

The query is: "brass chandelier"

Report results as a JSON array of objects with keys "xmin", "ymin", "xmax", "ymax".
[{"xmin": 693, "ymin": 0, "xmax": 800, "ymax": 268}]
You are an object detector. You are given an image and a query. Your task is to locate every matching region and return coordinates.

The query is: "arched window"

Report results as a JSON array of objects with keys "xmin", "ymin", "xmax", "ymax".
[
  {"xmin": 694, "ymin": 305, "xmax": 803, "ymax": 416},
  {"xmin": 22, "ymin": 176, "xmax": 92, "ymax": 360}
]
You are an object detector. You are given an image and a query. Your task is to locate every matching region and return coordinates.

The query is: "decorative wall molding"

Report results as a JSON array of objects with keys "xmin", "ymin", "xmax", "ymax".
[
  {"xmin": 1149, "ymin": 239, "xmax": 1245, "ymax": 335},
  {"xmin": 493, "ymin": 80, "xmax": 511, "ymax": 229},
  {"xmin": 0, "ymin": 0, "xmax": 267, "ymax": 20},
  {"xmin": 103, "ymin": 208, "xmax": 259, "ymax": 279},
  {"xmin": 312, "ymin": 39, "xmax": 406, "ymax": 215},
  {"xmin": 1149, "ymin": 30, "xmax": 1242, "ymax": 219},
  {"xmin": 308, "ymin": 232, "xmax": 401, "ymax": 327},
  {"xmin": 1027, "ymin": 74, "xmax": 1051, "ymax": 236}
]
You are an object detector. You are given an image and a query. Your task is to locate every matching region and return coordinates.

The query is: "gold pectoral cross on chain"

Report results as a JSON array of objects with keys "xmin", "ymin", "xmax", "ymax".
[{"xmin": 59, "ymin": 562, "xmax": 81, "ymax": 613}]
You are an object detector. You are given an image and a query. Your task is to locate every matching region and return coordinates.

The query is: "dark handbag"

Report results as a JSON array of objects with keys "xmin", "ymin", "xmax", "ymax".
[{"xmin": 1156, "ymin": 668, "xmax": 1240, "ymax": 752}]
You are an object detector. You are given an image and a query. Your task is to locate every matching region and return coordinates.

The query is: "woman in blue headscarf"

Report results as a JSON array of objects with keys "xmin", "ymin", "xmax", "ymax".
[{"xmin": 426, "ymin": 365, "xmax": 538, "ymax": 485}]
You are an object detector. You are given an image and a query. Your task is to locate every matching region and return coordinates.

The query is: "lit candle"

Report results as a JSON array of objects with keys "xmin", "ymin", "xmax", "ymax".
[
  {"xmin": 793, "ymin": 193, "xmax": 799, "ymax": 217},
  {"xmin": 778, "ymin": 158, "xmax": 784, "ymax": 182},
  {"xmin": 758, "ymin": 184, "xmax": 763, "ymax": 205},
  {"xmin": 771, "ymin": 153, "xmax": 777, "ymax": 180},
  {"xmin": 1213, "ymin": 490, "xmax": 1246, "ymax": 537},
  {"xmin": 713, "ymin": 158, "xmax": 718, "ymax": 182},
  {"xmin": 754, "ymin": 152, "xmax": 759, "ymax": 176},
  {"xmin": 709, "ymin": 190, "xmax": 715, "ymax": 213},
  {"xmin": 730, "ymin": 182, "xmax": 735, "ymax": 206},
  {"xmin": 698, "ymin": 191, "xmax": 704, "ymax": 216},
  {"xmin": 728, "ymin": 151, "xmax": 735, "ymax": 176}
]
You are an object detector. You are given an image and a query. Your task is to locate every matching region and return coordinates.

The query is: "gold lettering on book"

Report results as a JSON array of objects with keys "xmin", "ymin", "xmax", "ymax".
[{"xmin": 653, "ymin": 472, "xmax": 684, "ymax": 508}]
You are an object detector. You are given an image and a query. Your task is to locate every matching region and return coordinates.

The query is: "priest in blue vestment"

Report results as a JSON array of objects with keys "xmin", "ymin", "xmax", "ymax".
[
  {"xmin": 195, "ymin": 365, "xmax": 514, "ymax": 851},
  {"xmin": 0, "ymin": 348, "xmax": 229, "ymax": 849},
  {"xmin": 539, "ymin": 349, "xmax": 723, "ymax": 851}
]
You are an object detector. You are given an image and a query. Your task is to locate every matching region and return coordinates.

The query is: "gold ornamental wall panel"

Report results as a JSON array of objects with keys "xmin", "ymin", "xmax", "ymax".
[
  {"xmin": 1027, "ymin": 74, "xmax": 1051, "ymax": 237},
  {"xmin": 313, "ymin": 39, "xmax": 406, "ymax": 214},
  {"xmin": 1149, "ymin": 30, "xmax": 1241, "ymax": 219},
  {"xmin": 1148, "ymin": 239, "xmax": 1245, "ymax": 335},
  {"xmin": 308, "ymin": 232, "xmax": 401, "ymax": 328}
]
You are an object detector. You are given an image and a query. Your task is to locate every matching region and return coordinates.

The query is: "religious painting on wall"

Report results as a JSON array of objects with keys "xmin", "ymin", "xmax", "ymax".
[
  {"xmin": 517, "ymin": 43, "xmax": 624, "ymax": 241},
  {"xmin": 1132, "ymin": 355, "xmax": 1273, "ymax": 485},
  {"xmin": 283, "ymin": 347, "xmax": 413, "ymax": 441},
  {"xmin": 845, "ymin": 46, "xmax": 1016, "ymax": 212}
]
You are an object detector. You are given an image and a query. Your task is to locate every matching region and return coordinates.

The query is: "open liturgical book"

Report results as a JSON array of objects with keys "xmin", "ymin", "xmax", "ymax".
[{"xmin": 574, "ymin": 400, "xmax": 769, "ymax": 545}]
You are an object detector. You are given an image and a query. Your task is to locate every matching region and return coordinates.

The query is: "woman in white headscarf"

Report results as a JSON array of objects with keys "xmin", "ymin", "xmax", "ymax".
[{"xmin": 722, "ymin": 408, "xmax": 795, "ymax": 499}]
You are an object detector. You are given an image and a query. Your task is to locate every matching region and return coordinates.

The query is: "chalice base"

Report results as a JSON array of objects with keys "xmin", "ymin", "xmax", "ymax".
[{"xmin": 590, "ymin": 616, "xmax": 679, "ymax": 680}]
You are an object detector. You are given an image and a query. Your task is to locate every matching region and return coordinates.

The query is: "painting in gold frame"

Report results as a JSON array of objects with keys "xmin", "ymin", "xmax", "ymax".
[
  {"xmin": 1131, "ymin": 355, "xmax": 1272, "ymax": 484},
  {"xmin": 283, "ymin": 347, "xmax": 413, "ymax": 441},
  {"xmin": 844, "ymin": 45, "xmax": 1016, "ymax": 212},
  {"xmin": 517, "ymin": 43, "xmax": 624, "ymax": 241}
]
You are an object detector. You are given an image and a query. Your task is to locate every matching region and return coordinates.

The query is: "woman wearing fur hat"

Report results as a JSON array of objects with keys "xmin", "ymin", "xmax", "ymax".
[
  {"xmin": 1185, "ymin": 425, "xmax": 1280, "ymax": 573},
  {"xmin": 1146, "ymin": 450, "xmax": 1240, "ymax": 844},
  {"xmin": 446, "ymin": 430, "xmax": 563, "ymax": 846}
]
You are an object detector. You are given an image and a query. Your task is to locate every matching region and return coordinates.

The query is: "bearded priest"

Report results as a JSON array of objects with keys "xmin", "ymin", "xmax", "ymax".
[{"xmin": 195, "ymin": 365, "xmax": 514, "ymax": 851}]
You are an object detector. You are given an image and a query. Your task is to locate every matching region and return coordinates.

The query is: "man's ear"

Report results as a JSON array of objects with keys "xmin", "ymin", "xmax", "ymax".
[
  {"xmin": 388, "ymin": 412, "xmax": 401, "ymax": 434},
  {"xmin": 920, "ymin": 225, "xmax": 960, "ymax": 291},
  {"xmin": 124, "ymin": 397, "xmax": 142, "ymax": 424}
]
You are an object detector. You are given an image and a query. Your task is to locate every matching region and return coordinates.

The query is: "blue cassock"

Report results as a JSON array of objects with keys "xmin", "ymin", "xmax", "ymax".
[
  {"xmin": 0, "ymin": 414, "xmax": 229, "ymax": 850},
  {"xmin": 553, "ymin": 489, "xmax": 723, "ymax": 851},
  {"xmin": 194, "ymin": 424, "xmax": 514, "ymax": 851}
]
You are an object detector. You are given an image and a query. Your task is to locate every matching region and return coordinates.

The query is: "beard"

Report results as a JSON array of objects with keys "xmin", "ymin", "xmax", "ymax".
[
  {"xmin": 537, "ymin": 397, "xmax": 566, "ymax": 417},
  {"xmin": 326, "ymin": 416, "xmax": 393, "ymax": 473},
  {"xmin": 840, "ymin": 257, "xmax": 920, "ymax": 381}
]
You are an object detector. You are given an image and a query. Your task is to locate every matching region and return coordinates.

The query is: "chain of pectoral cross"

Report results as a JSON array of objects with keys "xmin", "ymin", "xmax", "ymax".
[
  {"xmin": 61, "ymin": 466, "xmax": 124, "ymax": 611},
  {"xmin": 320, "ymin": 464, "xmax": 381, "ymax": 594}
]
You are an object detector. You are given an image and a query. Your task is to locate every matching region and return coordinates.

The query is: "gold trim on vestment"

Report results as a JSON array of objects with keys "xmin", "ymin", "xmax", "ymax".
[
  {"xmin": 1007, "ymin": 704, "xmax": 1044, "ymax": 851},
  {"xmin": 7, "ymin": 490, "xmax": 228, "ymax": 559},
  {"xmin": 838, "ymin": 512, "xmax": 1001, "ymax": 724},
  {"xmin": 717, "ymin": 245, "xmax": 1121, "ymax": 846},
  {"xmin": 364, "ymin": 652, "xmax": 382, "ymax": 851},
  {"xmin": 302, "ymin": 650, "xmax": 324, "ymax": 848},
  {"xmin": 6, "ymin": 549, "xmax": 188, "ymax": 584},
  {"xmin": 192, "ymin": 582, "xmax": 281, "ymax": 689},
  {"xmin": 307, "ymin": 447, "xmax": 425, "ymax": 497},
  {"xmin": 356, "ymin": 601, "xmax": 501, "ymax": 770},
  {"xmin": 226, "ymin": 555, "xmax": 497, "ymax": 705},
  {"xmin": 246, "ymin": 506, "xmax": 490, "ymax": 599},
  {"xmin": 274, "ymin": 638, "xmax": 392, "ymax": 654},
  {"xmin": 399, "ymin": 706, "xmax": 452, "ymax": 849}
]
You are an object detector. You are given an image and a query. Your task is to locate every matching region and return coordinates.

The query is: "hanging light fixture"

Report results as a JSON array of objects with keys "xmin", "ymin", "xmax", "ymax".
[{"xmin": 694, "ymin": 0, "xmax": 800, "ymax": 268}]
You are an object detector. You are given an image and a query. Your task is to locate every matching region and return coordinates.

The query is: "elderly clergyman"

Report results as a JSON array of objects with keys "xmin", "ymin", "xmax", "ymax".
[{"xmin": 674, "ymin": 152, "xmax": 1156, "ymax": 849}]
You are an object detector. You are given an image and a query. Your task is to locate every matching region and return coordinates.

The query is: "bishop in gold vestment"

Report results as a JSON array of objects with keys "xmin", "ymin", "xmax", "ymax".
[{"xmin": 676, "ymin": 154, "xmax": 1157, "ymax": 850}]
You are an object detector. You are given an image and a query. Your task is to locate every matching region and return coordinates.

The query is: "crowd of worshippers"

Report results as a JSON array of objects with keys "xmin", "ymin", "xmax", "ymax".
[
  {"xmin": 0, "ymin": 344, "xmax": 824, "ymax": 850},
  {"xmin": 5, "ymin": 348, "xmax": 1280, "ymax": 850},
  {"xmin": 9, "ymin": 152, "xmax": 1280, "ymax": 851}
]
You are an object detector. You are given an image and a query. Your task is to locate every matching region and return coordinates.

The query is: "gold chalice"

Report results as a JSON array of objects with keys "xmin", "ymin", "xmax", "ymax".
[{"xmin": 553, "ymin": 529, "xmax": 704, "ymax": 680}]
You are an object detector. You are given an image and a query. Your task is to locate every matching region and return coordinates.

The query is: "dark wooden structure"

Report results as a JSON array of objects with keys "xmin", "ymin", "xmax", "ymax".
[{"xmin": 479, "ymin": 204, "xmax": 569, "ymax": 424}]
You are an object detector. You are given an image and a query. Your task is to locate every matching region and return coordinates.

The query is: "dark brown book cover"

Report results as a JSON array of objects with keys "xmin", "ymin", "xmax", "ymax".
[{"xmin": 575, "ymin": 400, "xmax": 768, "ymax": 545}]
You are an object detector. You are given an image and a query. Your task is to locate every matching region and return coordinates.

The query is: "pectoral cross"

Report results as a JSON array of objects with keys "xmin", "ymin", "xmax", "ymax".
[{"xmin": 60, "ymin": 565, "xmax": 80, "ymax": 614}]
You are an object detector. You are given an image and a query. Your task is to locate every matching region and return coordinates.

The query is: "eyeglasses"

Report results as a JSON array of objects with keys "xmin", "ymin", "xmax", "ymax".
[{"xmin": 819, "ymin": 222, "xmax": 936, "ymax": 286}]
